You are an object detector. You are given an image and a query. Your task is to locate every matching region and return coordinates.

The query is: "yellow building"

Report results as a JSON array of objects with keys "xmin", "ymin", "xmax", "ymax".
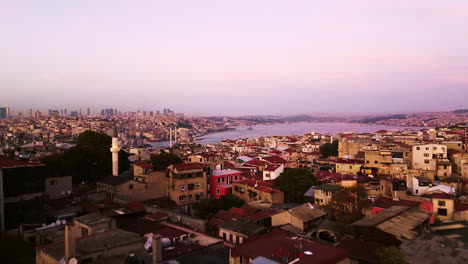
[{"xmin": 167, "ymin": 163, "xmax": 207, "ymax": 205}]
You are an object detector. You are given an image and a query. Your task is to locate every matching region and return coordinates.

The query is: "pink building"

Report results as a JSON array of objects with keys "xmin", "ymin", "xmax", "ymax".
[{"xmin": 210, "ymin": 169, "xmax": 242, "ymax": 199}]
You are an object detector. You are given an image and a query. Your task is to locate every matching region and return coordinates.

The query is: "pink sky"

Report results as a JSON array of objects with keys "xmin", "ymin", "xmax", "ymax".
[{"xmin": 1, "ymin": 0, "xmax": 467, "ymax": 115}]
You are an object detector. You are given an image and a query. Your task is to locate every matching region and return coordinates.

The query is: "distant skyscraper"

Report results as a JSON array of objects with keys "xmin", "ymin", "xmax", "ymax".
[
  {"xmin": 0, "ymin": 107, "xmax": 8, "ymax": 119},
  {"xmin": 34, "ymin": 110, "xmax": 42, "ymax": 119},
  {"xmin": 60, "ymin": 109, "xmax": 64, "ymax": 116},
  {"xmin": 48, "ymin": 109, "xmax": 53, "ymax": 116},
  {"xmin": 29, "ymin": 109, "xmax": 33, "ymax": 118},
  {"xmin": 64, "ymin": 108, "xmax": 67, "ymax": 116},
  {"xmin": 87, "ymin": 108, "xmax": 90, "ymax": 116}
]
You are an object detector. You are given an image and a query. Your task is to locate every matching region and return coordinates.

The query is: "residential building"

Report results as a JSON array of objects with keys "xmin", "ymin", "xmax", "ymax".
[
  {"xmin": 313, "ymin": 184, "xmax": 341, "ymax": 206},
  {"xmin": 229, "ymin": 228, "xmax": 350, "ymax": 264},
  {"xmin": 262, "ymin": 163, "xmax": 284, "ymax": 181},
  {"xmin": 232, "ymin": 179, "xmax": 284, "ymax": 205},
  {"xmin": 218, "ymin": 219, "xmax": 266, "ymax": 244},
  {"xmin": 352, "ymin": 206, "xmax": 430, "ymax": 247},
  {"xmin": 271, "ymin": 203, "xmax": 326, "ymax": 235},
  {"xmin": 209, "ymin": 169, "xmax": 242, "ymax": 199},
  {"xmin": 167, "ymin": 163, "xmax": 207, "ymax": 206}
]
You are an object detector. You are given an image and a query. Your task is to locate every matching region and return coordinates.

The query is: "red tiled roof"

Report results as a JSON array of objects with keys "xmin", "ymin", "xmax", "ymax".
[
  {"xmin": 231, "ymin": 229, "xmax": 349, "ymax": 264},
  {"xmin": 135, "ymin": 162, "xmax": 153, "ymax": 169},
  {"xmin": 264, "ymin": 164, "xmax": 282, "ymax": 172},
  {"xmin": 206, "ymin": 218, "xmax": 225, "ymax": 227},
  {"xmin": 244, "ymin": 159, "xmax": 269, "ymax": 166},
  {"xmin": 455, "ymin": 202, "xmax": 468, "ymax": 212},
  {"xmin": 145, "ymin": 211, "xmax": 169, "ymax": 221},
  {"xmin": 235, "ymin": 179, "xmax": 281, "ymax": 193},
  {"xmin": 194, "ymin": 153, "xmax": 219, "ymax": 158},
  {"xmin": 262, "ymin": 156, "xmax": 287, "ymax": 164},
  {"xmin": 431, "ymin": 193, "xmax": 454, "ymax": 199},
  {"xmin": 126, "ymin": 202, "xmax": 146, "ymax": 213},
  {"xmin": 0, "ymin": 157, "xmax": 43, "ymax": 169},
  {"xmin": 215, "ymin": 210, "xmax": 231, "ymax": 220},
  {"xmin": 373, "ymin": 196, "xmax": 420, "ymax": 209},
  {"xmin": 172, "ymin": 162, "xmax": 205, "ymax": 171}
]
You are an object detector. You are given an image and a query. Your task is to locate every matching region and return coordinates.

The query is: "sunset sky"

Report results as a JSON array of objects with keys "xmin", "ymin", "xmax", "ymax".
[{"xmin": 1, "ymin": 0, "xmax": 468, "ymax": 115}]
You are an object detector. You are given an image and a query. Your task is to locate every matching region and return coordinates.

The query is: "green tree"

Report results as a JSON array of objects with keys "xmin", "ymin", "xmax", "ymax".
[
  {"xmin": 150, "ymin": 151, "xmax": 183, "ymax": 170},
  {"xmin": 319, "ymin": 140, "xmax": 338, "ymax": 158},
  {"xmin": 377, "ymin": 246, "xmax": 407, "ymax": 264},
  {"xmin": 193, "ymin": 194, "xmax": 245, "ymax": 219},
  {"xmin": 273, "ymin": 168, "xmax": 319, "ymax": 203},
  {"xmin": 42, "ymin": 130, "xmax": 130, "ymax": 183},
  {"xmin": 323, "ymin": 184, "xmax": 370, "ymax": 224}
]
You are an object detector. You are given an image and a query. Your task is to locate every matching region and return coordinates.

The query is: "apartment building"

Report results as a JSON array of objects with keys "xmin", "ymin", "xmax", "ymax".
[{"xmin": 167, "ymin": 163, "xmax": 207, "ymax": 205}]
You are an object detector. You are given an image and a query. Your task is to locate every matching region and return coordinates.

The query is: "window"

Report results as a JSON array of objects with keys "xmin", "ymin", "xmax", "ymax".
[
  {"xmin": 416, "ymin": 147, "xmax": 420, "ymax": 150},
  {"xmin": 81, "ymin": 227, "xmax": 88, "ymax": 237},
  {"xmin": 374, "ymin": 161, "xmax": 378, "ymax": 164},
  {"xmin": 217, "ymin": 178, "xmax": 221, "ymax": 184},
  {"xmin": 129, "ymin": 184, "xmax": 134, "ymax": 190},
  {"xmin": 433, "ymin": 147, "xmax": 437, "ymax": 150},
  {"xmin": 424, "ymin": 153, "xmax": 429, "ymax": 157},
  {"xmin": 438, "ymin": 201, "xmax": 446, "ymax": 206},
  {"xmin": 195, "ymin": 183, "xmax": 201, "ymax": 188},
  {"xmin": 366, "ymin": 160, "xmax": 370, "ymax": 163},
  {"xmin": 425, "ymin": 147, "xmax": 429, "ymax": 150},
  {"xmin": 424, "ymin": 159, "xmax": 430, "ymax": 164},
  {"xmin": 188, "ymin": 194, "xmax": 193, "ymax": 201},
  {"xmin": 234, "ymin": 175, "xmax": 238, "ymax": 181},
  {"xmin": 222, "ymin": 232, "xmax": 226, "ymax": 240},
  {"xmin": 229, "ymin": 234, "xmax": 233, "ymax": 242},
  {"xmin": 50, "ymin": 180, "xmax": 57, "ymax": 186},
  {"xmin": 438, "ymin": 208, "xmax": 448, "ymax": 216},
  {"xmin": 216, "ymin": 188, "xmax": 220, "ymax": 195},
  {"xmin": 179, "ymin": 195, "xmax": 186, "ymax": 202}
]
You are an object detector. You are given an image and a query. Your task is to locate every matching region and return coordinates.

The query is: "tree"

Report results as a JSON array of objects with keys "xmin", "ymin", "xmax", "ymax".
[
  {"xmin": 319, "ymin": 140, "xmax": 338, "ymax": 158},
  {"xmin": 323, "ymin": 184, "xmax": 370, "ymax": 224},
  {"xmin": 42, "ymin": 130, "xmax": 130, "ymax": 183},
  {"xmin": 193, "ymin": 194, "xmax": 245, "ymax": 219},
  {"xmin": 377, "ymin": 246, "xmax": 407, "ymax": 264},
  {"xmin": 150, "ymin": 151, "xmax": 182, "ymax": 170},
  {"xmin": 273, "ymin": 168, "xmax": 319, "ymax": 203}
]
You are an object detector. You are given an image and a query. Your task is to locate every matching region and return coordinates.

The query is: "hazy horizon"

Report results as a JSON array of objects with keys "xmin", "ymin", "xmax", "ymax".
[{"xmin": 2, "ymin": 0, "xmax": 468, "ymax": 115}]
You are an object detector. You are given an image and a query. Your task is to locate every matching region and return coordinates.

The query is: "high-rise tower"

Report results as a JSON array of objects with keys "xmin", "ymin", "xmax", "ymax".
[{"xmin": 110, "ymin": 127, "xmax": 120, "ymax": 176}]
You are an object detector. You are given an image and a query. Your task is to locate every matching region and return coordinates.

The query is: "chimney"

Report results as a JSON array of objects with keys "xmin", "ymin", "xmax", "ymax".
[
  {"xmin": 65, "ymin": 224, "xmax": 76, "ymax": 262},
  {"xmin": 152, "ymin": 234, "xmax": 162, "ymax": 264}
]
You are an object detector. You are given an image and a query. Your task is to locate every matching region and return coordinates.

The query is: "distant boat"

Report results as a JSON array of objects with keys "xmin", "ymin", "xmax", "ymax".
[{"xmin": 247, "ymin": 124, "xmax": 254, "ymax": 130}]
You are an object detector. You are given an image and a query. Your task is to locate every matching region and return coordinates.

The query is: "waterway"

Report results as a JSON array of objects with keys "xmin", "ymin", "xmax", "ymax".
[{"xmin": 151, "ymin": 122, "xmax": 427, "ymax": 147}]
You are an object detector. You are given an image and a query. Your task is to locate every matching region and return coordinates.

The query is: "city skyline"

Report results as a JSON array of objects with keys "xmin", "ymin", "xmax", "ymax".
[{"xmin": 1, "ymin": 0, "xmax": 468, "ymax": 115}]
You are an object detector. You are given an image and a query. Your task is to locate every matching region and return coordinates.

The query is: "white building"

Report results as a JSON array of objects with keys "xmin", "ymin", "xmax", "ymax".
[{"xmin": 412, "ymin": 144, "xmax": 447, "ymax": 171}]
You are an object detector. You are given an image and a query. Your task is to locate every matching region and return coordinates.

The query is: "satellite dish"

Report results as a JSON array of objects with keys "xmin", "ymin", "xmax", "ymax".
[
  {"xmin": 50, "ymin": 223, "xmax": 56, "ymax": 227},
  {"xmin": 67, "ymin": 190, "xmax": 71, "ymax": 194},
  {"xmin": 62, "ymin": 219, "xmax": 66, "ymax": 225},
  {"xmin": 56, "ymin": 220, "xmax": 61, "ymax": 225},
  {"xmin": 69, "ymin": 258, "xmax": 78, "ymax": 264},
  {"xmin": 61, "ymin": 191, "xmax": 65, "ymax": 195},
  {"xmin": 59, "ymin": 259, "xmax": 66, "ymax": 264}
]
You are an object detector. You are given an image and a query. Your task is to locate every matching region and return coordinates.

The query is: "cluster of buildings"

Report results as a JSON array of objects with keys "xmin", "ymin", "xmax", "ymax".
[{"xmin": 1, "ymin": 116, "xmax": 468, "ymax": 263}]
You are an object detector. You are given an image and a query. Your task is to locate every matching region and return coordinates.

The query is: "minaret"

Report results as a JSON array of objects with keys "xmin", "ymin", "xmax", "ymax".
[
  {"xmin": 110, "ymin": 126, "xmax": 120, "ymax": 176},
  {"xmin": 169, "ymin": 126, "xmax": 173, "ymax": 148}
]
